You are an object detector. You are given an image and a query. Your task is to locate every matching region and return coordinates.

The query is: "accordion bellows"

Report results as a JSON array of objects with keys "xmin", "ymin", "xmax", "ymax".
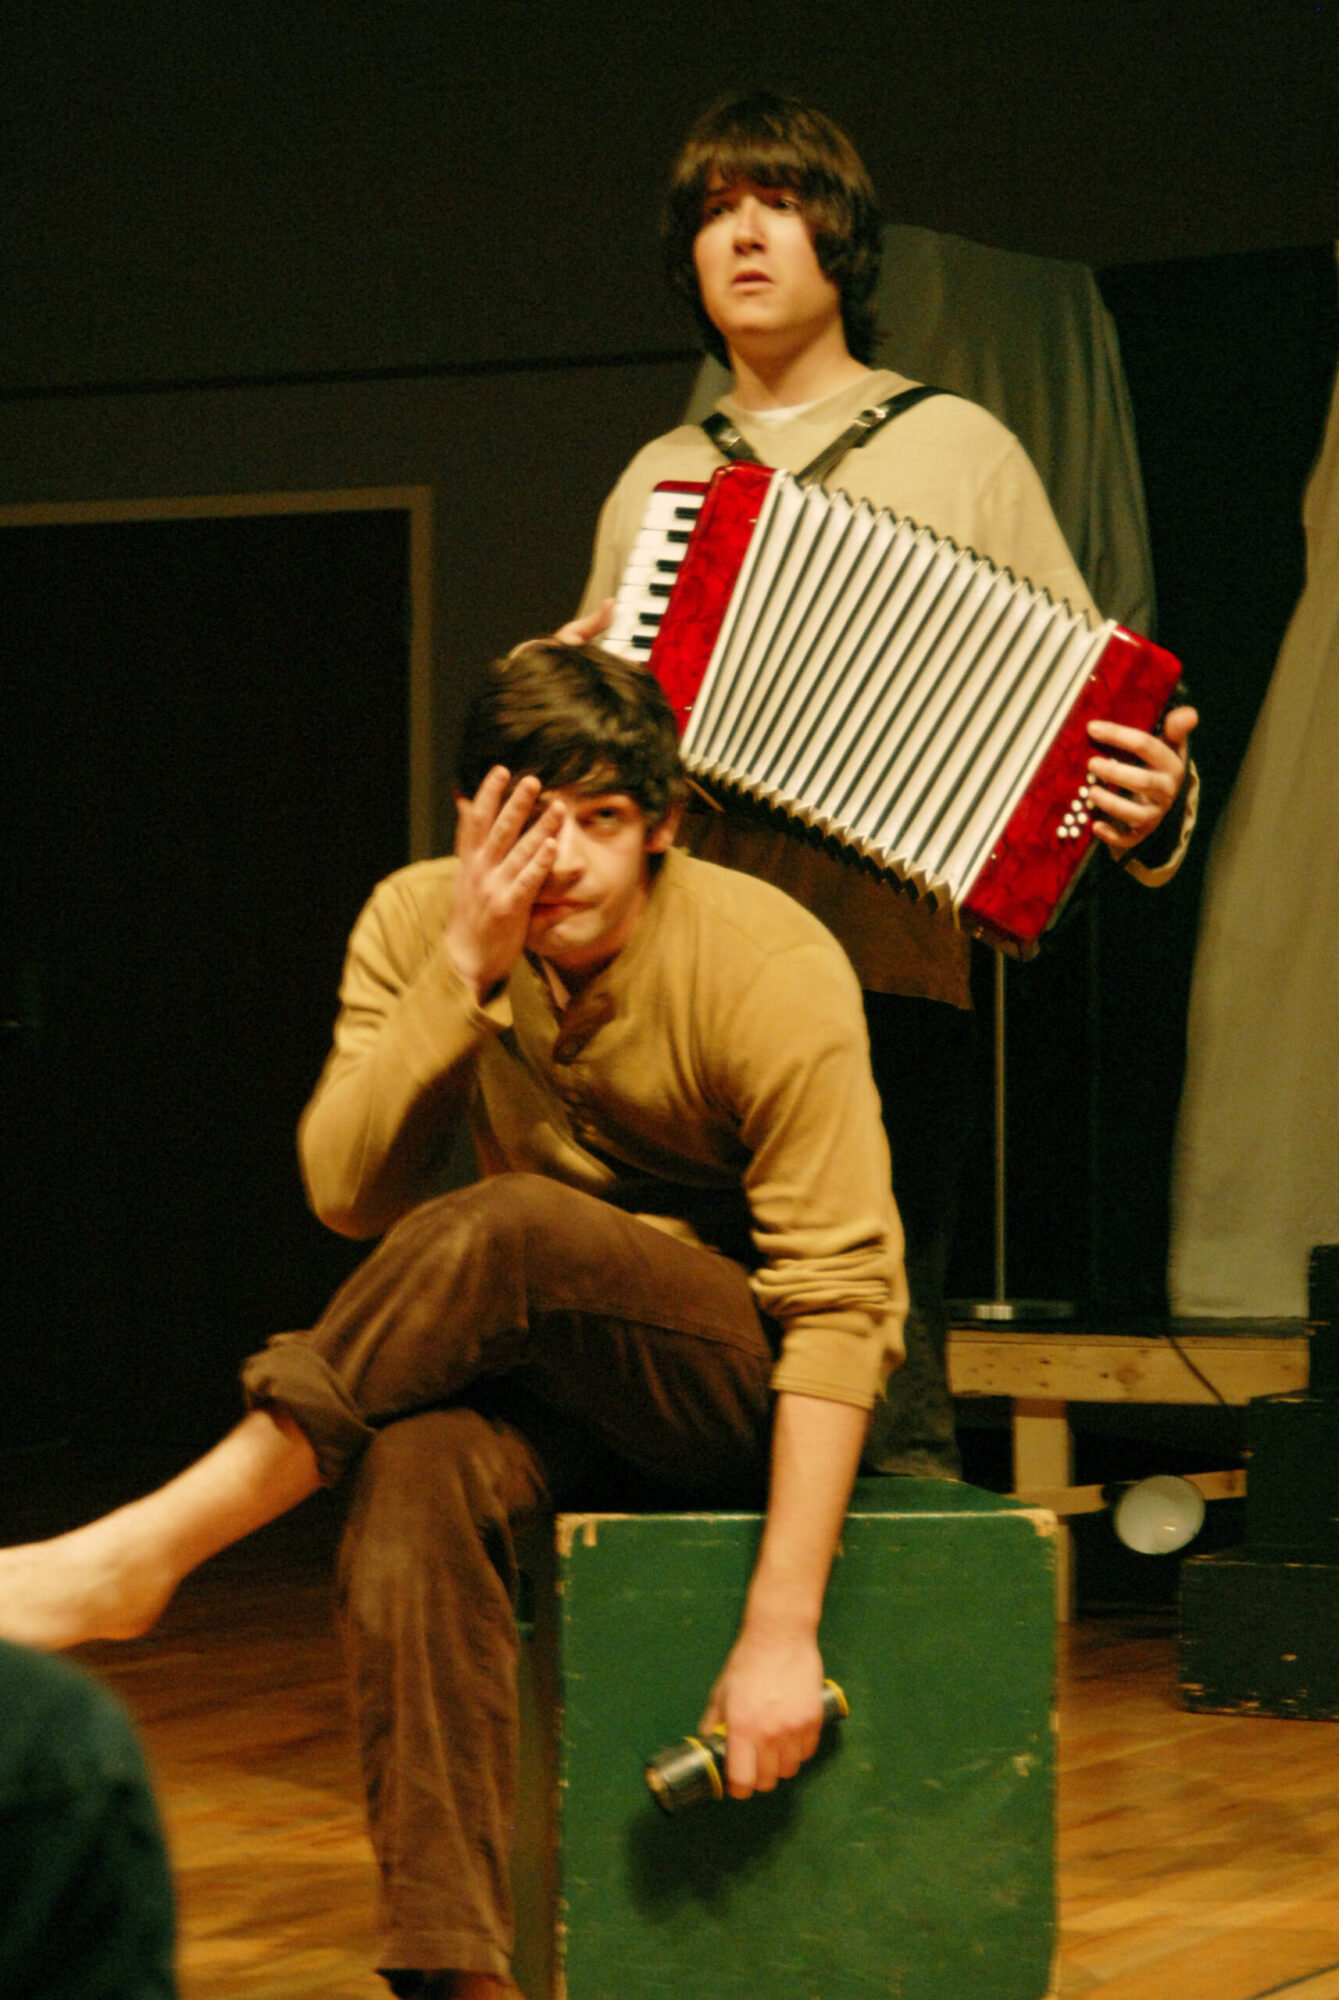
[{"xmin": 605, "ymin": 463, "xmax": 1182, "ymax": 954}]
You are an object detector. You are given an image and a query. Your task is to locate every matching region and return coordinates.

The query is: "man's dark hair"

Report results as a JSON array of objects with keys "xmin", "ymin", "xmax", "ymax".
[
  {"xmin": 662, "ymin": 90, "xmax": 883, "ymax": 367},
  {"xmin": 455, "ymin": 641, "xmax": 686, "ymax": 826}
]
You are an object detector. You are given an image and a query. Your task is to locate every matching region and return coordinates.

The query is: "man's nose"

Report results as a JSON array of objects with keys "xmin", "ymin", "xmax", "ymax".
[
  {"xmin": 732, "ymin": 197, "xmax": 766, "ymax": 248},
  {"xmin": 546, "ymin": 808, "xmax": 582, "ymax": 874}
]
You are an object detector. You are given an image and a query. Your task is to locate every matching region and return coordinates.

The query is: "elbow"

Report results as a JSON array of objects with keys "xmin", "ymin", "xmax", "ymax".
[
  {"xmin": 300, "ymin": 1159, "xmax": 391, "ymax": 1242},
  {"xmin": 310, "ymin": 1195, "xmax": 385, "ymax": 1242},
  {"xmin": 297, "ymin": 1101, "xmax": 390, "ymax": 1239}
]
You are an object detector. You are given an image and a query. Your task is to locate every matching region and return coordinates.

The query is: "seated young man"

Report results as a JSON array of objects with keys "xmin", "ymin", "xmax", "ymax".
[
  {"xmin": 0, "ymin": 642, "xmax": 904, "ymax": 2000},
  {"xmin": 565, "ymin": 90, "xmax": 1199, "ymax": 1481}
]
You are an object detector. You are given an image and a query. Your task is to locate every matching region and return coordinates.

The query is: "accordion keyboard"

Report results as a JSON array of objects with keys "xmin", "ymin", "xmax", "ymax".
[{"xmin": 602, "ymin": 483, "xmax": 706, "ymax": 659}]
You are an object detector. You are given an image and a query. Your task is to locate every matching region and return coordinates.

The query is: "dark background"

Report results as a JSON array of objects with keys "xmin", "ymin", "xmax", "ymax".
[{"xmin": 2, "ymin": 3, "xmax": 1338, "ymax": 1486}]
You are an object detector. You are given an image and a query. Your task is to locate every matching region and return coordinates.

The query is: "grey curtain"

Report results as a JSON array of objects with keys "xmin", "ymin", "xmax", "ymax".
[{"xmin": 1170, "ymin": 290, "xmax": 1339, "ymax": 1317}]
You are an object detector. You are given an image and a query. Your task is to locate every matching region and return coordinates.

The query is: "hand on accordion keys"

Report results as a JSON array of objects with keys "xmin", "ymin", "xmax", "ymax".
[
  {"xmin": 1085, "ymin": 702, "xmax": 1199, "ymax": 859},
  {"xmin": 551, "ymin": 598, "xmax": 615, "ymax": 649}
]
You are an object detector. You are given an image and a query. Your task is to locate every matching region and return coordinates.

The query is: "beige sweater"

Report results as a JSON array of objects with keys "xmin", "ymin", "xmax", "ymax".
[
  {"xmin": 298, "ymin": 848, "xmax": 906, "ymax": 1409},
  {"xmin": 581, "ymin": 369, "xmax": 1193, "ymax": 1002}
]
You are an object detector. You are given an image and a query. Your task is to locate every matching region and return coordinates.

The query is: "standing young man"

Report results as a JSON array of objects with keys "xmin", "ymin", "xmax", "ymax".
[
  {"xmin": 568, "ymin": 92, "xmax": 1198, "ymax": 1479},
  {"xmin": 0, "ymin": 643, "xmax": 903, "ymax": 1999}
]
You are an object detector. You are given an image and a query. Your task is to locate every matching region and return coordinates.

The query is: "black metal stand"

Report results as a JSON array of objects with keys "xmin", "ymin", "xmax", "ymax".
[{"xmin": 953, "ymin": 952, "xmax": 1076, "ymax": 1324}]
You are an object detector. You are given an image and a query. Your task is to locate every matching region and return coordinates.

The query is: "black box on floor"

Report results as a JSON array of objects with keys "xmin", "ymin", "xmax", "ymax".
[
  {"xmin": 1244, "ymin": 1391, "xmax": 1339, "ymax": 1555},
  {"xmin": 1180, "ymin": 1547, "xmax": 1339, "ymax": 1718}
]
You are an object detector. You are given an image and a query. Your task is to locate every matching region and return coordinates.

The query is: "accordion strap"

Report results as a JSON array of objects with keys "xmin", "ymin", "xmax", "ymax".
[{"xmin": 701, "ymin": 383, "xmax": 946, "ymax": 486}]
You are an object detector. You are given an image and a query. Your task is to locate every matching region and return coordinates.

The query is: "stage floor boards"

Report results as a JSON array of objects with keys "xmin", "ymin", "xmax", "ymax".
[{"xmin": 59, "ymin": 1505, "xmax": 1339, "ymax": 2000}]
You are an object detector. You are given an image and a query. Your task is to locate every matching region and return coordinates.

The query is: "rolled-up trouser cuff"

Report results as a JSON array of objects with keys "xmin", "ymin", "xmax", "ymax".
[
  {"xmin": 241, "ymin": 1333, "xmax": 377, "ymax": 1486},
  {"xmin": 378, "ymin": 1928, "xmax": 511, "ymax": 1983}
]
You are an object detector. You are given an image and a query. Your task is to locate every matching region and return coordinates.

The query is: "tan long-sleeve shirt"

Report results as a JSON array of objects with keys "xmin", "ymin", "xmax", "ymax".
[{"xmin": 299, "ymin": 848, "xmax": 906, "ymax": 1409}]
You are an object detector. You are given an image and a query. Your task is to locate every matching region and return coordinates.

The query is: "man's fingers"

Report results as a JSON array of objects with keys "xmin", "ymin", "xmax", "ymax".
[
  {"xmin": 475, "ymin": 765, "xmax": 514, "ymax": 814},
  {"xmin": 1089, "ymin": 712, "xmax": 1194, "ymax": 785},
  {"xmin": 1087, "ymin": 717, "xmax": 1154, "ymax": 758},
  {"xmin": 455, "ymin": 766, "xmax": 514, "ymax": 856},
  {"xmin": 725, "ymin": 1733, "xmax": 761, "ymax": 1799},
  {"xmin": 721, "ymin": 1715, "xmax": 820, "ymax": 1798},
  {"xmin": 1087, "ymin": 773, "xmax": 1161, "ymax": 818},
  {"xmin": 552, "ymin": 599, "xmax": 614, "ymax": 647},
  {"xmin": 1086, "ymin": 717, "xmax": 1185, "ymax": 828},
  {"xmin": 1087, "ymin": 741, "xmax": 1173, "ymax": 799},
  {"xmin": 493, "ymin": 809, "xmax": 561, "ymax": 901},
  {"xmin": 508, "ymin": 831, "xmax": 559, "ymax": 901},
  {"xmin": 1161, "ymin": 704, "xmax": 1200, "ymax": 753},
  {"xmin": 775, "ymin": 1735, "xmax": 805, "ymax": 1782},
  {"xmin": 480, "ymin": 773, "xmax": 543, "ymax": 858},
  {"xmin": 471, "ymin": 780, "xmax": 564, "ymax": 902}
]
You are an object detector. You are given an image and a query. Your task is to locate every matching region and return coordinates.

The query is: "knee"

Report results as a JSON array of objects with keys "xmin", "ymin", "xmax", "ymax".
[
  {"xmin": 453, "ymin": 1171, "xmax": 605, "ymax": 1245},
  {"xmin": 379, "ymin": 1172, "xmax": 590, "ymax": 1273},
  {"xmin": 345, "ymin": 1408, "xmax": 509, "ymax": 1550},
  {"xmin": 337, "ymin": 1408, "xmax": 546, "ymax": 1635}
]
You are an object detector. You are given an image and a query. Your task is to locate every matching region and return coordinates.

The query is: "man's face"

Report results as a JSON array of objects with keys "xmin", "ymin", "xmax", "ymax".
[
  {"xmin": 524, "ymin": 786, "xmax": 677, "ymax": 979},
  {"xmin": 692, "ymin": 173, "xmax": 843, "ymax": 357}
]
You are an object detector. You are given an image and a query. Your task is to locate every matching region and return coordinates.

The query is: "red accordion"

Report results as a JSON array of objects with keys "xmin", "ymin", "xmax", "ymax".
[{"xmin": 604, "ymin": 462, "xmax": 1182, "ymax": 953}]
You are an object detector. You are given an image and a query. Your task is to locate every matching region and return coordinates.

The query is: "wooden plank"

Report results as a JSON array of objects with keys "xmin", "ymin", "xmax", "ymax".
[
  {"xmin": 949, "ymin": 1330, "xmax": 1309, "ymax": 1404},
  {"xmin": 1014, "ymin": 1468, "xmax": 1247, "ymax": 1517},
  {"xmin": 1013, "ymin": 1399, "xmax": 1074, "ymax": 1621}
]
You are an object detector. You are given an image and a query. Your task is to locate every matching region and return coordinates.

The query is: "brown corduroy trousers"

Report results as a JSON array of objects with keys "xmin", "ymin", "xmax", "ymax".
[{"xmin": 241, "ymin": 1172, "xmax": 775, "ymax": 1980}]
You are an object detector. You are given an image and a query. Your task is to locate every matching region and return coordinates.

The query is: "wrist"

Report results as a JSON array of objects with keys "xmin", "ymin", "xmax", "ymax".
[
  {"xmin": 741, "ymin": 1571, "xmax": 824, "ymax": 1642},
  {"xmin": 443, "ymin": 930, "xmax": 499, "ymax": 1007}
]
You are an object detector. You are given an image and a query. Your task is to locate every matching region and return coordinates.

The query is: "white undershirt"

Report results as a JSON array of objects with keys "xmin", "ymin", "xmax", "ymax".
[{"xmin": 737, "ymin": 397, "xmax": 825, "ymax": 426}]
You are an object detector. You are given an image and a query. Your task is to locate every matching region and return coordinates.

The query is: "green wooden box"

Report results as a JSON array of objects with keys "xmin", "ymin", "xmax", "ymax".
[{"xmin": 512, "ymin": 1479, "xmax": 1057, "ymax": 2000}]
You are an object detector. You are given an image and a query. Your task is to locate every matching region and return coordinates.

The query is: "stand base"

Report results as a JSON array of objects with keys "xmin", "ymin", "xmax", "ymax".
[{"xmin": 950, "ymin": 1297, "xmax": 1077, "ymax": 1324}]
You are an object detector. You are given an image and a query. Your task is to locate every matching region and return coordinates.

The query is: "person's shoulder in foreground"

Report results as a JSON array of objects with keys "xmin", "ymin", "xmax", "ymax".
[{"xmin": 0, "ymin": 1640, "xmax": 177, "ymax": 1999}]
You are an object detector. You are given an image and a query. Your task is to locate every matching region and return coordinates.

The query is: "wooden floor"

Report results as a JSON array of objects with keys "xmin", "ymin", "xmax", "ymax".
[{"xmin": 66, "ymin": 1512, "xmax": 1339, "ymax": 2000}]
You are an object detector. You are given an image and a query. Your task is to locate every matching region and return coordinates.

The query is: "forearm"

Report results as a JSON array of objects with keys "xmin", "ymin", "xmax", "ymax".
[
  {"xmin": 299, "ymin": 1040, "xmax": 476, "ymax": 1238},
  {"xmin": 707, "ymin": 1391, "xmax": 869, "ymax": 1796},
  {"xmin": 744, "ymin": 1392, "xmax": 869, "ymax": 1637},
  {"xmin": 300, "ymin": 940, "xmax": 497, "ymax": 1238}
]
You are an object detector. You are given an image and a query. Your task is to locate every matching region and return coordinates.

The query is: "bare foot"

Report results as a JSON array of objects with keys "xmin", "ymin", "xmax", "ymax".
[
  {"xmin": 0, "ymin": 1413, "xmax": 322, "ymax": 1651},
  {"xmin": 0, "ymin": 1507, "xmax": 180, "ymax": 1650}
]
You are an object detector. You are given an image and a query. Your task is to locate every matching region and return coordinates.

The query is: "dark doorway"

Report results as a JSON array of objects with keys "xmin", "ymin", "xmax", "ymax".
[{"xmin": 1, "ymin": 506, "xmax": 411, "ymax": 1454}]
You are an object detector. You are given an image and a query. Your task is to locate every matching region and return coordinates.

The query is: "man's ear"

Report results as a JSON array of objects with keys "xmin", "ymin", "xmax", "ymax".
[{"xmin": 646, "ymin": 802, "xmax": 683, "ymax": 854}]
